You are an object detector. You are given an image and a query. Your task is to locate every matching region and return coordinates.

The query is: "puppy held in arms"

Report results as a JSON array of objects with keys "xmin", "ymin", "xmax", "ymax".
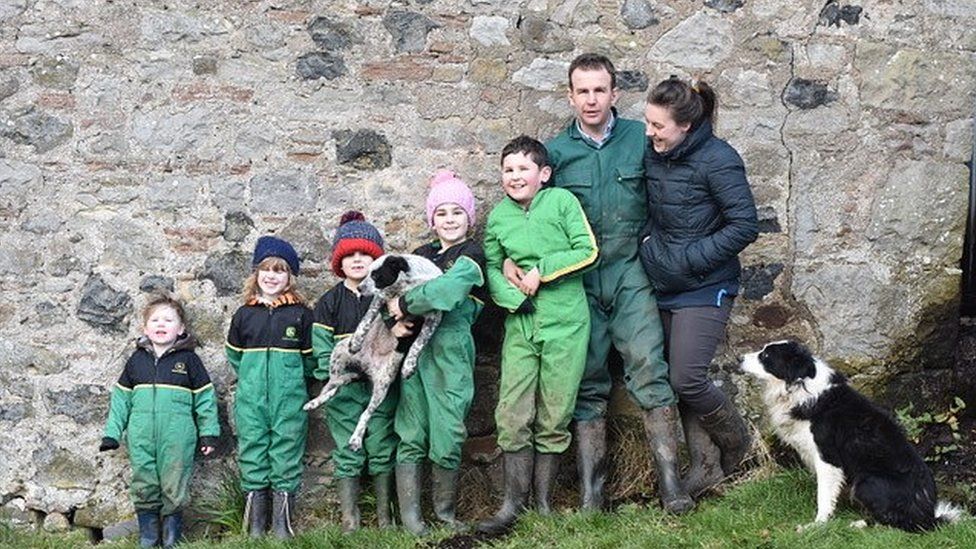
[
  {"xmin": 741, "ymin": 340, "xmax": 963, "ymax": 532},
  {"xmin": 304, "ymin": 254, "xmax": 443, "ymax": 451}
]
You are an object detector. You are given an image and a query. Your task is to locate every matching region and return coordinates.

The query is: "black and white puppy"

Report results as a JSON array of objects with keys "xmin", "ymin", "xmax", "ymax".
[
  {"xmin": 304, "ymin": 254, "xmax": 442, "ymax": 450},
  {"xmin": 741, "ymin": 340, "xmax": 962, "ymax": 532}
]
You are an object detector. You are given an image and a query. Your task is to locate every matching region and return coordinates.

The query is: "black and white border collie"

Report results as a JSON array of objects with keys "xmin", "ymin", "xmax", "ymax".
[{"xmin": 741, "ymin": 340, "xmax": 962, "ymax": 532}]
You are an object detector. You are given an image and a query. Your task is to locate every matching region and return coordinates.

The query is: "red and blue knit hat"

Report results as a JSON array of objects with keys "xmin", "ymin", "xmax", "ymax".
[{"xmin": 331, "ymin": 211, "xmax": 385, "ymax": 277}]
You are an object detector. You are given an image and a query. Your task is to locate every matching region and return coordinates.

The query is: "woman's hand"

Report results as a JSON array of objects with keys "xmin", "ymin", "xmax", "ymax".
[
  {"xmin": 503, "ymin": 258, "xmax": 525, "ymax": 287},
  {"xmin": 517, "ymin": 267, "xmax": 541, "ymax": 296}
]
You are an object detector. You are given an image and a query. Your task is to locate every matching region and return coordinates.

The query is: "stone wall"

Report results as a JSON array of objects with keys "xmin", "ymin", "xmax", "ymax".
[{"xmin": 1, "ymin": 0, "xmax": 974, "ymax": 531}]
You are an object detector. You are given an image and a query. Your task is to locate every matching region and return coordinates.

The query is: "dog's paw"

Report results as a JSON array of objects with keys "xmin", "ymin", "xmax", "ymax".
[
  {"xmin": 849, "ymin": 520, "xmax": 868, "ymax": 529},
  {"xmin": 796, "ymin": 521, "xmax": 825, "ymax": 533}
]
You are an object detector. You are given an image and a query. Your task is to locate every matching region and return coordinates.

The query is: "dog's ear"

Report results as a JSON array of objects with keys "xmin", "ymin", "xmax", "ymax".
[
  {"xmin": 371, "ymin": 255, "xmax": 410, "ymax": 289},
  {"xmin": 783, "ymin": 341, "xmax": 817, "ymax": 386}
]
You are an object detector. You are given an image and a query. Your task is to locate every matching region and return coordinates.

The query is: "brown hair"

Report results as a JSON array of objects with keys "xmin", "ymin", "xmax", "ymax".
[
  {"xmin": 242, "ymin": 256, "xmax": 305, "ymax": 304},
  {"xmin": 568, "ymin": 53, "xmax": 616, "ymax": 90},
  {"xmin": 141, "ymin": 293, "xmax": 187, "ymax": 327},
  {"xmin": 646, "ymin": 76, "xmax": 717, "ymax": 128},
  {"xmin": 500, "ymin": 135, "xmax": 550, "ymax": 169}
]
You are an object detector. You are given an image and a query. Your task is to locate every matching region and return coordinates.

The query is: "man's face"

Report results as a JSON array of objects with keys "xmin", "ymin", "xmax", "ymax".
[{"xmin": 568, "ymin": 68, "xmax": 618, "ymax": 137}]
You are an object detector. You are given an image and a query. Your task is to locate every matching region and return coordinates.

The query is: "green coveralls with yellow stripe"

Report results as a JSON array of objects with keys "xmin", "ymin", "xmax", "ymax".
[
  {"xmin": 483, "ymin": 186, "xmax": 598, "ymax": 453},
  {"xmin": 103, "ymin": 335, "xmax": 219, "ymax": 515},
  {"xmin": 226, "ymin": 298, "xmax": 314, "ymax": 493}
]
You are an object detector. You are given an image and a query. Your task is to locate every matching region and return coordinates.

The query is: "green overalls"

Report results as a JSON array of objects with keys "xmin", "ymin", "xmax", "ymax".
[
  {"xmin": 225, "ymin": 297, "xmax": 314, "ymax": 493},
  {"xmin": 484, "ymin": 187, "xmax": 598, "ymax": 452},
  {"xmin": 548, "ymin": 117, "xmax": 677, "ymax": 421},
  {"xmin": 103, "ymin": 335, "xmax": 219, "ymax": 515}
]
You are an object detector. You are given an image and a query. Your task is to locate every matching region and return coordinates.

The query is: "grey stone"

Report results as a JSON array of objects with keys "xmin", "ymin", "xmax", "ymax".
[
  {"xmin": 45, "ymin": 385, "xmax": 107, "ymax": 425},
  {"xmin": 855, "ymin": 43, "xmax": 976, "ymax": 115},
  {"xmin": 783, "ymin": 78, "xmax": 838, "ymax": 110},
  {"xmin": 140, "ymin": 9, "xmax": 232, "ymax": 45},
  {"xmin": 382, "ymin": 10, "xmax": 439, "ymax": 53},
  {"xmin": 617, "ymin": 70, "xmax": 648, "ymax": 92},
  {"xmin": 757, "ymin": 206, "xmax": 782, "ymax": 233},
  {"xmin": 621, "ymin": 0, "xmax": 658, "ymax": 29},
  {"xmin": 192, "ymin": 55, "xmax": 218, "ymax": 75},
  {"xmin": 648, "ymin": 11, "xmax": 733, "ymax": 70},
  {"xmin": 470, "ymin": 15, "xmax": 510, "ymax": 46},
  {"xmin": 1, "ymin": 107, "xmax": 73, "ymax": 153},
  {"xmin": 0, "ymin": 159, "xmax": 41, "ymax": 218},
  {"xmin": 131, "ymin": 105, "xmax": 213, "ymax": 155},
  {"xmin": 512, "ymin": 58, "xmax": 570, "ymax": 91},
  {"xmin": 334, "ymin": 129, "xmax": 392, "ymax": 170},
  {"xmin": 819, "ymin": 0, "xmax": 863, "ymax": 27},
  {"xmin": 307, "ymin": 16, "xmax": 354, "ymax": 52},
  {"xmin": 35, "ymin": 301, "xmax": 63, "ymax": 328},
  {"xmin": 0, "ymin": 77, "xmax": 18, "ymax": 101},
  {"xmin": 223, "ymin": 211, "xmax": 253, "ymax": 243},
  {"xmin": 249, "ymin": 171, "xmax": 319, "ymax": 214},
  {"xmin": 245, "ymin": 22, "xmax": 286, "ymax": 51},
  {"xmin": 47, "ymin": 255, "xmax": 82, "ymax": 277},
  {"xmin": 30, "ymin": 56, "xmax": 80, "ymax": 89},
  {"xmin": 76, "ymin": 275, "xmax": 133, "ymax": 332},
  {"xmin": 201, "ymin": 250, "xmax": 250, "ymax": 296},
  {"xmin": 741, "ymin": 263, "xmax": 784, "ymax": 300},
  {"xmin": 0, "ymin": 397, "xmax": 30, "ymax": 422},
  {"xmin": 0, "ymin": 0, "xmax": 26, "ymax": 21},
  {"xmin": 20, "ymin": 210, "xmax": 62, "ymax": 234},
  {"xmin": 0, "ymin": 498, "xmax": 31, "ymax": 525},
  {"xmin": 33, "ymin": 445, "xmax": 96, "ymax": 488},
  {"xmin": 296, "ymin": 51, "xmax": 347, "ymax": 81},
  {"xmin": 278, "ymin": 217, "xmax": 327, "ymax": 265},
  {"xmin": 139, "ymin": 275, "xmax": 175, "ymax": 293},
  {"xmin": 102, "ymin": 519, "xmax": 139, "ymax": 541},
  {"xmin": 706, "ymin": 0, "xmax": 745, "ymax": 13},
  {"xmin": 518, "ymin": 14, "xmax": 573, "ymax": 54}
]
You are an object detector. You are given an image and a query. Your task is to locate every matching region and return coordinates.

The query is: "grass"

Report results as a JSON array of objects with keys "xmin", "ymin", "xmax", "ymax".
[{"xmin": 3, "ymin": 468, "xmax": 975, "ymax": 548}]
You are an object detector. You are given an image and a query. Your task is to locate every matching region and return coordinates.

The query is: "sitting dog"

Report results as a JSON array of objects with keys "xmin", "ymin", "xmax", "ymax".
[
  {"xmin": 304, "ymin": 254, "xmax": 443, "ymax": 451},
  {"xmin": 741, "ymin": 340, "xmax": 962, "ymax": 532}
]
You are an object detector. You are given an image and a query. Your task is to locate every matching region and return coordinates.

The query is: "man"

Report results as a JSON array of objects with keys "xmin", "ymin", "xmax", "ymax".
[{"xmin": 542, "ymin": 53, "xmax": 691, "ymax": 513}]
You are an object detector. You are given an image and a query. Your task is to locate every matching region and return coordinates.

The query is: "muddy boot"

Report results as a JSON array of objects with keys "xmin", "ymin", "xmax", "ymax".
[
  {"xmin": 476, "ymin": 449, "xmax": 534, "ymax": 534},
  {"xmin": 698, "ymin": 398, "xmax": 752, "ymax": 474},
  {"xmin": 161, "ymin": 512, "xmax": 182, "ymax": 548},
  {"xmin": 574, "ymin": 419, "xmax": 607, "ymax": 511},
  {"xmin": 533, "ymin": 452, "xmax": 560, "ymax": 515},
  {"xmin": 642, "ymin": 406, "xmax": 695, "ymax": 514},
  {"xmin": 396, "ymin": 463, "xmax": 428, "ymax": 535},
  {"xmin": 337, "ymin": 477, "xmax": 361, "ymax": 533},
  {"xmin": 679, "ymin": 402, "xmax": 724, "ymax": 497},
  {"xmin": 431, "ymin": 465, "xmax": 465, "ymax": 530},
  {"xmin": 373, "ymin": 472, "xmax": 394, "ymax": 529},
  {"xmin": 136, "ymin": 510, "xmax": 161, "ymax": 548},
  {"xmin": 271, "ymin": 490, "xmax": 296, "ymax": 539},
  {"xmin": 243, "ymin": 488, "xmax": 269, "ymax": 538}
]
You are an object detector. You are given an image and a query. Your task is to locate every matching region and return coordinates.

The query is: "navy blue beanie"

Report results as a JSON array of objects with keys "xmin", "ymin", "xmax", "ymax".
[{"xmin": 252, "ymin": 235, "xmax": 300, "ymax": 275}]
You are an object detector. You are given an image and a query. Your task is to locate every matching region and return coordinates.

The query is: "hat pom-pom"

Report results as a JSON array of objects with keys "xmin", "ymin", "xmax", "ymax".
[
  {"xmin": 339, "ymin": 210, "xmax": 366, "ymax": 226},
  {"xmin": 429, "ymin": 169, "xmax": 457, "ymax": 188}
]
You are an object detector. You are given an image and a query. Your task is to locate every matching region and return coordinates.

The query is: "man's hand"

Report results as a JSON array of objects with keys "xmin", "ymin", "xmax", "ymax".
[
  {"xmin": 503, "ymin": 258, "xmax": 525, "ymax": 287},
  {"xmin": 518, "ymin": 267, "xmax": 541, "ymax": 296},
  {"xmin": 391, "ymin": 319, "xmax": 415, "ymax": 338}
]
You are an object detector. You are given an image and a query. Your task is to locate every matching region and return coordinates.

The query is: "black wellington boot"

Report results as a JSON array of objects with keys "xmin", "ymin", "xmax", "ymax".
[
  {"xmin": 161, "ymin": 511, "xmax": 182, "ymax": 548},
  {"xmin": 698, "ymin": 397, "xmax": 752, "ymax": 474},
  {"xmin": 573, "ymin": 419, "xmax": 607, "ymax": 511},
  {"xmin": 243, "ymin": 488, "xmax": 269, "ymax": 538},
  {"xmin": 337, "ymin": 477, "xmax": 361, "ymax": 533},
  {"xmin": 373, "ymin": 472, "xmax": 394, "ymax": 529},
  {"xmin": 476, "ymin": 449, "xmax": 534, "ymax": 534},
  {"xmin": 271, "ymin": 490, "xmax": 296, "ymax": 539},
  {"xmin": 396, "ymin": 463, "xmax": 428, "ymax": 535},
  {"xmin": 642, "ymin": 406, "xmax": 695, "ymax": 514},
  {"xmin": 679, "ymin": 402, "xmax": 724, "ymax": 496},
  {"xmin": 533, "ymin": 452, "xmax": 560, "ymax": 515},
  {"xmin": 431, "ymin": 465, "xmax": 466, "ymax": 530},
  {"xmin": 136, "ymin": 510, "xmax": 161, "ymax": 548}
]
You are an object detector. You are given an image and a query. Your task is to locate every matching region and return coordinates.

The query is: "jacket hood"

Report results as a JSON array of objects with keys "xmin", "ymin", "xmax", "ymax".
[
  {"xmin": 136, "ymin": 332, "xmax": 198, "ymax": 355},
  {"xmin": 650, "ymin": 119, "xmax": 714, "ymax": 162}
]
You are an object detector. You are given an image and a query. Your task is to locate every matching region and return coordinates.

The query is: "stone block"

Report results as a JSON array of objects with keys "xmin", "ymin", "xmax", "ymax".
[
  {"xmin": 382, "ymin": 10, "xmax": 439, "ymax": 53},
  {"xmin": 334, "ymin": 129, "xmax": 392, "ymax": 170},
  {"xmin": 201, "ymin": 250, "xmax": 249, "ymax": 296},
  {"xmin": 76, "ymin": 275, "xmax": 133, "ymax": 332},
  {"xmin": 0, "ymin": 107, "xmax": 73, "ymax": 153},
  {"xmin": 621, "ymin": 0, "xmax": 658, "ymax": 29},
  {"xmin": 296, "ymin": 51, "xmax": 347, "ymax": 81}
]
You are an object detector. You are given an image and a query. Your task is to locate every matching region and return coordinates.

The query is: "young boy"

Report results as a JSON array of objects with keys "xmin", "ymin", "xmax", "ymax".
[
  {"xmin": 311, "ymin": 211, "xmax": 407, "ymax": 533},
  {"xmin": 477, "ymin": 136, "xmax": 598, "ymax": 534},
  {"xmin": 101, "ymin": 294, "xmax": 219, "ymax": 548}
]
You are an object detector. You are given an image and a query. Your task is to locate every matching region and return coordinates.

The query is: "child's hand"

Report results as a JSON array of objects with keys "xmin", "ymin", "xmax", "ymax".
[
  {"xmin": 503, "ymin": 258, "xmax": 525, "ymax": 287},
  {"xmin": 200, "ymin": 446, "xmax": 215, "ymax": 456},
  {"xmin": 518, "ymin": 267, "xmax": 541, "ymax": 296},
  {"xmin": 387, "ymin": 298, "xmax": 404, "ymax": 320},
  {"xmin": 391, "ymin": 319, "xmax": 414, "ymax": 338},
  {"xmin": 99, "ymin": 437, "xmax": 120, "ymax": 452}
]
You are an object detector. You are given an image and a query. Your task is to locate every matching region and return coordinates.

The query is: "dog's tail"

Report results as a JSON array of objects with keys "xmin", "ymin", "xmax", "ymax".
[{"xmin": 935, "ymin": 500, "xmax": 965, "ymax": 525}]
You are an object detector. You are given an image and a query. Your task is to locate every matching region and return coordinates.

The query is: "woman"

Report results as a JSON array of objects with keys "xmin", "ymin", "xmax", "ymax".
[{"xmin": 639, "ymin": 76, "xmax": 759, "ymax": 497}]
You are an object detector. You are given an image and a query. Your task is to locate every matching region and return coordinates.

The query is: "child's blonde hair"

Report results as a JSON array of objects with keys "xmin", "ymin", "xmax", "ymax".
[
  {"xmin": 141, "ymin": 293, "xmax": 188, "ymax": 327},
  {"xmin": 242, "ymin": 256, "xmax": 305, "ymax": 304}
]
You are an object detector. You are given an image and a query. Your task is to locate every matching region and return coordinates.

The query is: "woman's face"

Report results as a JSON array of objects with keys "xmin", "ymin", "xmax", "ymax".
[{"xmin": 644, "ymin": 103, "xmax": 691, "ymax": 153}]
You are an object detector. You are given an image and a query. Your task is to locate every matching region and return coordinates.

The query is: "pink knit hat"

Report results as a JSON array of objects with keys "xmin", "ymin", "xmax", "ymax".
[{"xmin": 425, "ymin": 169, "xmax": 476, "ymax": 228}]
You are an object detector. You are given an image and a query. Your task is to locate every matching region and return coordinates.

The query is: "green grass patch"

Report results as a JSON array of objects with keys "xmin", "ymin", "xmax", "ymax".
[{"xmin": 4, "ymin": 468, "xmax": 975, "ymax": 548}]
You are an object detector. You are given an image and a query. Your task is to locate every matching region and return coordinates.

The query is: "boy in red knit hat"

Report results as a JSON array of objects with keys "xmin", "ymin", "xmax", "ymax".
[{"xmin": 311, "ymin": 211, "xmax": 413, "ymax": 532}]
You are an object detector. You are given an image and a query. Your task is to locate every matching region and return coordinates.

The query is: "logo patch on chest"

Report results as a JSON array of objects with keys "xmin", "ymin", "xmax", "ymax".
[
  {"xmin": 171, "ymin": 362, "xmax": 187, "ymax": 375},
  {"xmin": 283, "ymin": 325, "xmax": 300, "ymax": 341}
]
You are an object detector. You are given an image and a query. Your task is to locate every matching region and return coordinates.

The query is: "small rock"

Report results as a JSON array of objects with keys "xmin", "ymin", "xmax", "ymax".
[
  {"xmin": 334, "ymin": 129, "xmax": 392, "ymax": 170},
  {"xmin": 518, "ymin": 14, "xmax": 573, "ymax": 54},
  {"xmin": 139, "ymin": 275, "xmax": 175, "ymax": 293},
  {"xmin": 470, "ymin": 15, "xmax": 509, "ymax": 47},
  {"xmin": 0, "ymin": 77, "xmax": 18, "ymax": 101},
  {"xmin": 621, "ymin": 0, "xmax": 658, "ymax": 30},
  {"xmin": 296, "ymin": 51, "xmax": 347, "ymax": 80},
  {"xmin": 30, "ymin": 56, "xmax": 80, "ymax": 89},
  {"xmin": 201, "ymin": 250, "xmax": 250, "ymax": 296},
  {"xmin": 512, "ymin": 58, "xmax": 570, "ymax": 91},
  {"xmin": 819, "ymin": 0, "xmax": 863, "ymax": 27},
  {"xmin": 705, "ymin": 0, "xmax": 745, "ymax": 13},
  {"xmin": 76, "ymin": 274, "xmax": 133, "ymax": 332},
  {"xmin": 740, "ymin": 263, "xmax": 784, "ymax": 300},
  {"xmin": 223, "ymin": 211, "xmax": 254, "ymax": 243},
  {"xmin": 617, "ymin": 70, "xmax": 649, "ymax": 92},
  {"xmin": 192, "ymin": 55, "xmax": 218, "ymax": 75},
  {"xmin": 783, "ymin": 78, "xmax": 838, "ymax": 110},
  {"xmin": 757, "ymin": 206, "xmax": 782, "ymax": 233},
  {"xmin": 382, "ymin": 10, "xmax": 439, "ymax": 53},
  {"xmin": 249, "ymin": 171, "xmax": 319, "ymax": 214},
  {"xmin": 307, "ymin": 16, "xmax": 354, "ymax": 51},
  {"xmin": 45, "ymin": 384, "xmax": 107, "ymax": 424},
  {"xmin": 102, "ymin": 519, "xmax": 139, "ymax": 541},
  {"xmin": 1, "ymin": 107, "xmax": 73, "ymax": 153}
]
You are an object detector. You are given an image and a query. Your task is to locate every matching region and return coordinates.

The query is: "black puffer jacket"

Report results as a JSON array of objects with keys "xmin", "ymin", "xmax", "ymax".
[{"xmin": 639, "ymin": 120, "xmax": 758, "ymax": 295}]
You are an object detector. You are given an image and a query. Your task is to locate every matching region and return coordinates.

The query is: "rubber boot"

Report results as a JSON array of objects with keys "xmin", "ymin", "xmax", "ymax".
[
  {"xmin": 396, "ymin": 463, "xmax": 428, "ymax": 535},
  {"xmin": 641, "ymin": 406, "xmax": 695, "ymax": 514},
  {"xmin": 243, "ymin": 488, "xmax": 269, "ymax": 538},
  {"xmin": 136, "ymin": 510, "xmax": 161, "ymax": 548},
  {"xmin": 533, "ymin": 452, "xmax": 560, "ymax": 515},
  {"xmin": 271, "ymin": 490, "xmax": 296, "ymax": 539},
  {"xmin": 372, "ymin": 472, "xmax": 394, "ymax": 529},
  {"xmin": 679, "ymin": 402, "xmax": 724, "ymax": 496},
  {"xmin": 573, "ymin": 419, "xmax": 607, "ymax": 511},
  {"xmin": 337, "ymin": 477, "xmax": 361, "ymax": 533},
  {"xmin": 476, "ymin": 449, "xmax": 534, "ymax": 534},
  {"xmin": 698, "ymin": 397, "xmax": 752, "ymax": 474},
  {"xmin": 161, "ymin": 512, "xmax": 182, "ymax": 548},
  {"xmin": 431, "ymin": 465, "xmax": 465, "ymax": 530}
]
